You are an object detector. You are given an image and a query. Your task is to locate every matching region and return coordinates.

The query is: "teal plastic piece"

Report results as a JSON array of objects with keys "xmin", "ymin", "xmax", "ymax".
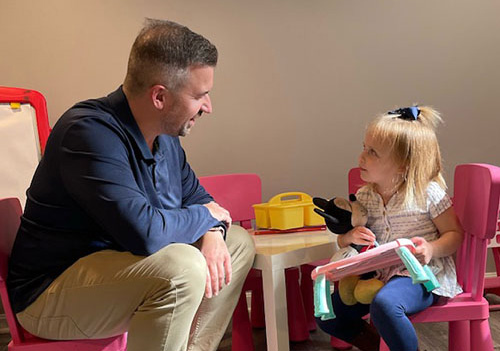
[
  {"xmin": 313, "ymin": 274, "xmax": 336, "ymax": 320},
  {"xmin": 396, "ymin": 246, "xmax": 429, "ymax": 284},
  {"xmin": 422, "ymin": 265, "xmax": 441, "ymax": 292}
]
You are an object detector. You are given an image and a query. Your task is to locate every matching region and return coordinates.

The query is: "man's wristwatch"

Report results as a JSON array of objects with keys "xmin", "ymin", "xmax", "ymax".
[{"xmin": 208, "ymin": 225, "xmax": 227, "ymax": 240}]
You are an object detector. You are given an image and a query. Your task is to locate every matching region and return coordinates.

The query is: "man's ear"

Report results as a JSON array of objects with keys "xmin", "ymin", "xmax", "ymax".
[{"xmin": 150, "ymin": 85, "xmax": 168, "ymax": 110}]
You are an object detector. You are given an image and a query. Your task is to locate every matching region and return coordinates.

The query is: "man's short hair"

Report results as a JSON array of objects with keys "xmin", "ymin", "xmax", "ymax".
[{"xmin": 124, "ymin": 19, "xmax": 218, "ymax": 95}]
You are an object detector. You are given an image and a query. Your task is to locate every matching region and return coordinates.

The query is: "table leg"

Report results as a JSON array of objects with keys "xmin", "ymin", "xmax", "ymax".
[{"xmin": 261, "ymin": 268, "xmax": 289, "ymax": 351}]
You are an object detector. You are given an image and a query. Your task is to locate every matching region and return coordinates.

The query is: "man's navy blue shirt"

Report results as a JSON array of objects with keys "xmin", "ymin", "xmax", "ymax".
[{"xmin": 7, "ymin": 87, "xmax": 220, "ymax": 313}]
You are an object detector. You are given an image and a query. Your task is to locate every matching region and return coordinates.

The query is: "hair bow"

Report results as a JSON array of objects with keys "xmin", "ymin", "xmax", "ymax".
[{"xmin": 388, "ymin": 106, "xmax": 420, "ymax": 121}]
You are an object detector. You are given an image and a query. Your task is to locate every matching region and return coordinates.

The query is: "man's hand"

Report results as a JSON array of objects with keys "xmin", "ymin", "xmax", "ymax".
[
  {"xmin": 204, "ymin": 202, "xmax": 232, "ymax": 229},
  {"xmin": 200, "ymin": 229, "xmax": 232, "ymax": 298}
]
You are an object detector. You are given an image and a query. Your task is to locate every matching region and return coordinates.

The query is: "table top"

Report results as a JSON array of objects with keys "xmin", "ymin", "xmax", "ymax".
[
  {"xmin": 250, "ymin": 229, "xmax": 337, "ymax": 271},
  {"xmin": 251, "ymin": 229, "xmax": 336, "ymax": 255}
]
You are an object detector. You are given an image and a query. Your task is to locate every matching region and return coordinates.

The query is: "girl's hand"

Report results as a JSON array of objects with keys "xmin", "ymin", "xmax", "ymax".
[
  {"xmin": 411, "ymin": 236, "xmax": 434, "ymax": 265},
  {"xmin": 341, "ymin": 226, "xmax": 377, "ymax": 247}
]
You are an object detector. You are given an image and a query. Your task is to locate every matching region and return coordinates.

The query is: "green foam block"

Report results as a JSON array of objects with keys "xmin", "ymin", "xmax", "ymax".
[{"xmin": 313, "ymin": 274, "xmax": 336, "ymax": 320}]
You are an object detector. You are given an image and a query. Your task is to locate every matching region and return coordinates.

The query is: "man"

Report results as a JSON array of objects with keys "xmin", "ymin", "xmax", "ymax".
[{"xmin": 7, "ymin": 19, "xmax": 255, "ymax": 351}]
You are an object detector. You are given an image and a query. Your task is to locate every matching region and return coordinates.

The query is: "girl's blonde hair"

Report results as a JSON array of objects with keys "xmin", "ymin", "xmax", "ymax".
[{"xmin": 366, "ymin": 105, "xmax": 445, "ymax": 209}]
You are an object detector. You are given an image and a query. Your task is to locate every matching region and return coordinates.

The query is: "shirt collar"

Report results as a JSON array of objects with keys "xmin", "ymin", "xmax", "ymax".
[
  {"xmin": 367, "ymin": 185, "xmax": 402, "ymax": 210},
  {"xmin": 107, "ymin": 86, "xmax": 154, "ymax": 162}
]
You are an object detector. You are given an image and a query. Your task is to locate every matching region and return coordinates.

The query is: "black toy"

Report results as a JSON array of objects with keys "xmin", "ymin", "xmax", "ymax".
[{"xmin": 313, "ymin": 194, "xmax": 368, "ymax": 253}]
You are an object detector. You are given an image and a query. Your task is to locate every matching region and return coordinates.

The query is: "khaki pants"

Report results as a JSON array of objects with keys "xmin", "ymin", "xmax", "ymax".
[{"xmin": 17, "ymin": 225, "xmax": 255, "ymax": 351}]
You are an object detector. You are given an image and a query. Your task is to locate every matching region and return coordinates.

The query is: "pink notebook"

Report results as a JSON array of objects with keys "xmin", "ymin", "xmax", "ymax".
[{"xmin": 311, "ymin": 238, "xmax": 417, "ymax": 281}]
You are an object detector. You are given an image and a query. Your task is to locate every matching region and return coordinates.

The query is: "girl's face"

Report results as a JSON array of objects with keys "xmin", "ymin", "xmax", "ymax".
[{"xmin": 358, "ymin": 132, "xmax": 402, "ymax": 191}]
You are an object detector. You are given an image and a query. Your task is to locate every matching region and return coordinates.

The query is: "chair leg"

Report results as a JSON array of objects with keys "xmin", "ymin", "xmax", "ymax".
[
  {"xmin": 250, "ymin": 287, "xmax": 266, "ymax": 328},
  {"xmin": 285, "ymin": 267, "xmax": 310, "ymax": 342},
  {"xmin": 247, "ymin": 267, "xmax": 312, "ymax": 342},
  {"xmin": 469, "ymin": 319, "xmax": 494, "ymax": 351},
  {"xmin": 485, "ymin": 246, "xmax": 500, "ymax": 310},
  {"xmin": 231, "ymin": 290, "xmax": 255, "ymax": 351},
  {"xmin": 379, "ymin": 337, "xmax": 390, "ymax": 351},
  {"xmin": 449, "ymin": 320, "xmax": 470, "ymax": 351},
  {"xmin": 492, "ymin": 246, "xmax": 500, "ymax": 275},
  {"xmin": 300, "ymin": 264, "xmax": 317, "ymax": 331}
]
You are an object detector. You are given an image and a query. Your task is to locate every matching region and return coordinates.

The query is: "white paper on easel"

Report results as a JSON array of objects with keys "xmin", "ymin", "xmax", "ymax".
[{"xmin": 0, "ymin": 103, "xmax": 41, "ymax": 208}]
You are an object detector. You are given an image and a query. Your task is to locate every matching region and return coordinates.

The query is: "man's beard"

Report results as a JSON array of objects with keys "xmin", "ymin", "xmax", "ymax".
[
  {"xmin": 179, "ymin": 111, "xmax": 202, "ymax": 137},
  {"xmin": 179, "ymin": 120, "xmax": 192, "ymax": 137}
]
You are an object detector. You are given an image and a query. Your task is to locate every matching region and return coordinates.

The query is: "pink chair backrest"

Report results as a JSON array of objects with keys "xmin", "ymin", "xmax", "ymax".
[
  {"xmin": 453, "ymin": 163, "xmax": 500, "ymax": 300},
  {"xmin": 199, "ymin": 173, "xmax": 262, "ymax": 229},
  {"xmin": 0, "ymin": 197, "xmax": 25, "ymax": 343},
  {"xmin": 348, "ymin": 167, "xmax": 364, "ymax": 195}
]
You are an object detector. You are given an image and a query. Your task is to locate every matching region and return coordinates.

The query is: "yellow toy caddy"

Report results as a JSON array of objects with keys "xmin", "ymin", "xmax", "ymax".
[{"xmin": 253, "ymin": 192, "xmax": 323, "ymax": 230}]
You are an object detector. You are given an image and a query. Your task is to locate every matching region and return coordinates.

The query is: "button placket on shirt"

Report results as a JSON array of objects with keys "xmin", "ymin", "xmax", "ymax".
[
  {"xmin": 151, "ymin": 139, "xmax": 162, "ymax": 192},
  {"xmin": 381, "ymin": 203, "xmax": 391, "ymax": 242},
  {"xmin": 149, "ymin": 161, "xmax": 158, "ymax": 190},
  {"xmin": 152, "ymin": 150, "xmax": 170, "ymax": 199}
]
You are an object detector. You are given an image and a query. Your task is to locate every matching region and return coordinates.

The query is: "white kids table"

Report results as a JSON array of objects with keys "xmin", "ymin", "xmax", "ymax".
[{"xmin": 251, "ymin": 229, "xmax": 337, "ymax": 351}]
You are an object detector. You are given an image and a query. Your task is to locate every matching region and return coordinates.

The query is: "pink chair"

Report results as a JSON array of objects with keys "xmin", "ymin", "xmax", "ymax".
[
  {"xmin": 199, "ymin": 173, "xmax": 310, "ymax": 351},
  {"xmin": 1, "ymin": 86, "xmax": 127, "ymax": 350},
  {"xmin": 199, "ymin": 173, "xmax": 261, "ymax": 351},
  {"xmin": 484, "ymin": 217, "xmax": 500, "ymax": 310},
  {"xmin": 0, "ymin": 197, "xmax": 127, "ymax": 351},
  {"xmin": 311, "ymin": 164, "xmax": 499, "ymax": 350},
  {"xmin": 379, "ymin": 163, "xmax": 500, "ymax": 351},
  {"xmin": 347, "ymin": 167, "xmax": 364, "ymax": 195}
]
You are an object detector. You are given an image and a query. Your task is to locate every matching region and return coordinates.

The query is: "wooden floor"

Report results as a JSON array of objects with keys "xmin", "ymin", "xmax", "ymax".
[
  {"xmin": 0, "ymin": 295, "xmax": 499, "ymax": 351},
  {"xmin": 216, "ymin": 294, "xmax": 500, "ymax": 351}
]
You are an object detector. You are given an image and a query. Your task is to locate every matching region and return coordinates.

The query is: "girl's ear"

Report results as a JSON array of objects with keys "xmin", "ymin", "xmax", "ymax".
[
  {"xmin": 398, "ymin": 162, "xmax": 409, "ymax": 173},
  {"xmin": 150, "ymin": 85, "xmax": 168, "ymax": 110},
  {"xmin": 399, "ymin": 164, "xmax": 409, "ymax": 180}
]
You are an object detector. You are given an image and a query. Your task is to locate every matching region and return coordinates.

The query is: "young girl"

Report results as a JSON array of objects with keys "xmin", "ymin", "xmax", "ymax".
[{"xmin": 317, "ymin": 106, "xmax": 464, "ymax": 351}]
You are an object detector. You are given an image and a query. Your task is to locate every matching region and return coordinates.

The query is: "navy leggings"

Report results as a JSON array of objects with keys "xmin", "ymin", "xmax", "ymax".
[{"xmin": 316, "ymin": 276, "xmax": 438, "ymax": 351}]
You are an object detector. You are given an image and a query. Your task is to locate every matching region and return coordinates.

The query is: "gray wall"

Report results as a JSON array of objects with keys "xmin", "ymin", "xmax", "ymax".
[{"xmin": 2, "ymin": 0, "xmax": 499, "ymax": 200}]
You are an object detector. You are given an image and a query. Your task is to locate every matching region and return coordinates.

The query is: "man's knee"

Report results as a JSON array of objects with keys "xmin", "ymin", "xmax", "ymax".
[{"xmin": 148, "ymin": 244, "xmax": 207, "ymax": 288}]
